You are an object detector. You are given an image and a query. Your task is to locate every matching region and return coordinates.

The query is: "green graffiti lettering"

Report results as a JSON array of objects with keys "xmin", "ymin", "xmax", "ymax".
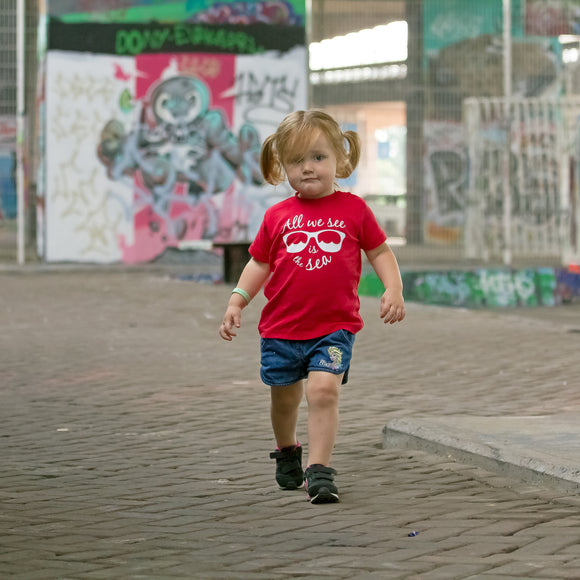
[
  {"xmin": 236, "ymin": 31, "xmax": 257, "ymax": 52},
  {"xmin": 187, "ymin": 24, "xmax": 260, "ymax": 53},
  {"xmin": 151, "ymin": 28, "xmax": 170, "ymax": 50},
  {"xmin": 213, "ymin": 29, "xmax": 226, "ymax": 47},
  {"xmin": 115, "ymin": 30, "xmax": 125, "ymax": 54},
  {"xmin": 116, "ymin": 27, "xmax": 170, "ymax": 55},
  {"xmin": 141, "ymin": 29, "xmax": 152, "ymax": 49},
  {"xmin": 116, "ymin": 30, "xmax": 134, "ymax": 55},
  {"xmin": 203, "ymin": 28, "xmax": 215, "ymax": 45},
  {"xmin": 117, "ymin": 30, "xmax": 145, "ymax": 54},
  {"xmin": 174, "ymin": 24, "xmax": 189, "ymax": 47},
  {"xmin": 191, "ymin": 25, "xmax": 206, "ymax": 46},
  {"xmin": 231, "ymin": 32, "xmax": 246, "ymax": 51},
  {"xmin": 116, "ymin": 24, "xmax": 261, "ymax": 56}
]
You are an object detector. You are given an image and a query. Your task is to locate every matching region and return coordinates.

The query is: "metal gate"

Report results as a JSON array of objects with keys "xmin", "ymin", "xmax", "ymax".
[{"xmin": 464, "ymin": 96, "xmax": 580, "ymax": 266}]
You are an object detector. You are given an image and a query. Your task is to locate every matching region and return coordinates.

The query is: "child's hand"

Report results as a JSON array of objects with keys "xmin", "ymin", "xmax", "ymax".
[
  {"xmin": 219, "ymin": 306, "xmax": 242, "ymax": 341},
  {"xmin": 380, "ymin": 289, "xmax": 406, "ymax": 325}
]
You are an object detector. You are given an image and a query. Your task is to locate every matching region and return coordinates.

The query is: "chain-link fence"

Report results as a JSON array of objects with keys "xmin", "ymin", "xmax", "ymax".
[
  {"xmin": 0, "ymin": 0, "xmax": 37, "ymax": 262},
  {"xmin": 465, "ymin": 96, "xmax": 580, "ymax": 265},
  {"xmin": 310, "ymin": 0, "xmax": 580, "ymax": 268},
  {"xmin": 0, "ymin": 0, "xmax": 17, "ymax": 261}
]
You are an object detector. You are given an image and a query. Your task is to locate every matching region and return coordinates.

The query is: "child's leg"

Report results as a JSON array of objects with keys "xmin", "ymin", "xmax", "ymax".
[
  {"xmin": 305, "ymin": 370, "xmax": 343, "ymax": 466},
  {"xmin": 270, "ymin": 381, "xmax": 304, "ymax": 448}
]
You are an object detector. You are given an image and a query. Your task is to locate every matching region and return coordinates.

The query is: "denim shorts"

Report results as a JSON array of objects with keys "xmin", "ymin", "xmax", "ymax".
[{"xmin": 260, "ymin": 329, "xmax": 355, "ymax": 387}]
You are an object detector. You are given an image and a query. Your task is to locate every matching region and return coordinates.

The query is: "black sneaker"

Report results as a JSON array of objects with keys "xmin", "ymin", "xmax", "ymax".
[
  {"xmin": 304, "ymin": 464, "xmax": 339, "ymax": 504},
  {"xmin": 269, "ymin": 444, "xmax": 303, "ymax": 490}
]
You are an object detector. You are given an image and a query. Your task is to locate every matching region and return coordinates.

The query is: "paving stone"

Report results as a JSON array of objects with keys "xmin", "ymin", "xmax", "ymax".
[{"xmin": 2, "ymin": 270, "xmax": 580, "ymax": 578}]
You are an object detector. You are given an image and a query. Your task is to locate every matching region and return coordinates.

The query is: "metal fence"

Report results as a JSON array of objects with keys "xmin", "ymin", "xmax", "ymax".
[
  {"xmin": 310, "ymin": 0, "xmax": 580, "ymax": 268},
  {"xmin": 0, "ymin": 0, "xmax": 16, "ymax": 117},
  {"xmin": 0, "ymin": 0, "xmax": 16, "ymax": 261},
  {"xmin": 0, "ymin": 0, "xmax": 37, "ymax": 263}
]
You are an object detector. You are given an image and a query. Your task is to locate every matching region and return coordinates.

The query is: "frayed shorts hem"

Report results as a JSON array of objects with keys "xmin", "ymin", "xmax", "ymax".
[{"xmin": 260, "ymin": 367, "xmax": 350, "ymax": 387}]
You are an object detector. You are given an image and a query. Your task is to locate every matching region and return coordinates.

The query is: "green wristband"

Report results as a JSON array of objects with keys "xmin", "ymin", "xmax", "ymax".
[{"xmin": 232, "ymin": 287, "xmax": 251, "ymax": 303}]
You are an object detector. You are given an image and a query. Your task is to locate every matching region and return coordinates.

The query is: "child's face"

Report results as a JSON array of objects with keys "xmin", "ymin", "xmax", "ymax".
[{"xmin": 283, "ymin": 131, "xmax": 337, "ymax": 199}]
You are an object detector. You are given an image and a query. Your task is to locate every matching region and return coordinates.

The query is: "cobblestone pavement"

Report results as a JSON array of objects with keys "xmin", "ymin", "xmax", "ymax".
[{"xmin": 2, "ymin": 269, "xmax": 580, "ymax": 579}]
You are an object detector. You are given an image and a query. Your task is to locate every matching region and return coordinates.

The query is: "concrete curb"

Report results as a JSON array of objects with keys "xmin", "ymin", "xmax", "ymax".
[{"xmin": 383, "ymin": 416, "xmax": 580, "ymax": 494}]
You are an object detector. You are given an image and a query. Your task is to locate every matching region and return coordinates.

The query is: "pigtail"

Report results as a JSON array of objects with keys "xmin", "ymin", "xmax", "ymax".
[
  {"xmin": 336, "ymin": 130, "xmax": 361, "ymax": 179},
  {"xmin": 260, "ymin": 134, "xmax": 286, "ymax": 185}
]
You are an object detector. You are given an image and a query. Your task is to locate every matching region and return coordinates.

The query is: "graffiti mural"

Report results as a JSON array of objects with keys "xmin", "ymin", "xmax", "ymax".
[
  {"xmin": 96, "ymin": 60, "xmax": 263, "ymax": 248},
  {"xmin": 556, "ymin": 266, "xmax": 580, "ymax": 302},
  {"xmin": 422, "ymin": 0, "xmax": 563, "ymax": 253},
  {"xmin": 48, "ymin": 0, "xmax": 305, "ymax": 26},
  {"xmin": 525, "ymin": 0, "xmax": 580, "ymax": 36},
  {"xmin": 423, "ymin": 121, "xmax": 468, "ymax": 244},
  {"xmin": 360, "ymin": 267, "xmax": 567, "ymax": 308},
  {"xmin": 0, "ymin": 150, "xmax": 15, "ymax": 221},
  {"xmin": 424, "ymin": 0, "xmax": 560, "ymax": 118},
  {"xmin": 42, "ymin": 1, "xmax": 307, "ymax": 263},
  {"xmin": 188, "ymin": 1, "xmax": 303, "ymax": 25},
  {"xmin": 462, "ymin": 97, "xmax": 580, "ymax": 263}
]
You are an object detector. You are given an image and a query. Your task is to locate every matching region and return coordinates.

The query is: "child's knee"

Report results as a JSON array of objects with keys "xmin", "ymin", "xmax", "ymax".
[{"xmin": 307, "ymin": 376, "xmax": 340, "ymax": 407}]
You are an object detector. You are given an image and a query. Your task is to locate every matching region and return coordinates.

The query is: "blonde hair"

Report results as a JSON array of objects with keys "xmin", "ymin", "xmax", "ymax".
[{"xmin": 260, "ymin": 110, "xmax": 361, "ymax": 186}]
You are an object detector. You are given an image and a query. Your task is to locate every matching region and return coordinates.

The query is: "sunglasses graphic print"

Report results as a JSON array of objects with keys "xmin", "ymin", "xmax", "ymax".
[{"xmin": 282, "ymin": 229, "xmax": 346, "ymax": 254}]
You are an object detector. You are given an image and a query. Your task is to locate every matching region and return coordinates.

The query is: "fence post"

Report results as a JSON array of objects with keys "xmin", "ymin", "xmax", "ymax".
[
  {"xmin": 16, "ymin": 0, "xmax": 25, "ymax": 265},
  {"xmin": 502, "ymin": 99, "xmax": 512, "ymax": 266},
  {"xmin": 405, "ymin": 0, "xmax": 424, "ymax": 244},
  {"xmin": 502, "ymin": 0, "xmax": 512, "ymax": 266},
  {"xmin": 464, "ymin": 98, "xmax": 482, "ymax": 260}
]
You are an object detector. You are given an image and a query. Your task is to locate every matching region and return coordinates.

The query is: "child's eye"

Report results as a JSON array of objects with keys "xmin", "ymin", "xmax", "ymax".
[{"xmin": 313, "ymin": 154, "xmax": 325, "ymax": 161}]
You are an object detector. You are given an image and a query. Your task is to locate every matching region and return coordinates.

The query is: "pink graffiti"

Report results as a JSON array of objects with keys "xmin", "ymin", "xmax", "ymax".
[{"xmin": 188, "ymin": 1, "xmax": 301, "ymax": 26}]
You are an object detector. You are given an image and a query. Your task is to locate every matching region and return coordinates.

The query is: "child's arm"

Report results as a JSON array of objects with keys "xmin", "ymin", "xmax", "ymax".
[
  {"xmin": 219, "ymin": 257, "xmax": 270, "ymax": 341},
  {"xmin": 364, "ymin": 242, "xmax": 406, "ymax": 325}
]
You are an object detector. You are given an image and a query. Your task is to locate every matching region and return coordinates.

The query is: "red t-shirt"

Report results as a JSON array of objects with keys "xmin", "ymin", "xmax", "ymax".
[{"xmin": 249, "ymin": 191, "xmax": 387, "ymax": 339}]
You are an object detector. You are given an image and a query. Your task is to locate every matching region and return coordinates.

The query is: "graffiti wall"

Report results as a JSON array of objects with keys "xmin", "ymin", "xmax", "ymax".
[
  {"xmin": 462, "ymin": 97, "xmax": 580, "ymax": 263},
  {"xmin": 360, "ymin": 266, "xmax": 580, "ymax": 308},
  {"xmin": 423, "ymin": 121, "xmax": 467, "ymax": 245},
  {"xmin": 42, "ymin": 1, "xmax": 307, "ymax": 263},
  {"xmin": 424, "ymin": 0, "xmax": 558, "ymax": 113},
  {"xmin": 0, "ymin": 122, "xmax": 16, "ymax": 222},
  {"xmin": 525, "ymin": 0, "xmax": 580, "ymax": 36},
  {"xmin": 421, "ymin": 0, "xmax": 563, "ymax": 250},
  {"xmin": 0, "ymin": 117, "xmax": 16, "ymax": 223}
]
